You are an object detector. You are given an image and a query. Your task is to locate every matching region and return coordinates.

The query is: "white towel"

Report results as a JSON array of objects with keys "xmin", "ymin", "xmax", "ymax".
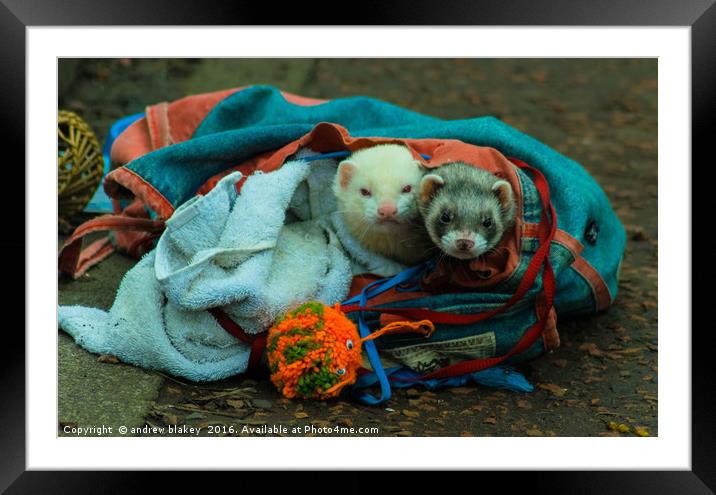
[{"xmin": 59, "ymin": 155, "xmax": 411, "ymax": 381}]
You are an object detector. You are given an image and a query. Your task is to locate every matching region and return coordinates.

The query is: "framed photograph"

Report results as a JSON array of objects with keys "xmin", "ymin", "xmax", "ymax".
[{"xmin": 4, "ymin": 0, "xmax": 708, "ymax": 490}]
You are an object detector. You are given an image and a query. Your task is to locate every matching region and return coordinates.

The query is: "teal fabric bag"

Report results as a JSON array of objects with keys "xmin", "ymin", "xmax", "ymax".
[{"xmin": 76, "ymin": 85, "xmax": 626, "ymax": 394}]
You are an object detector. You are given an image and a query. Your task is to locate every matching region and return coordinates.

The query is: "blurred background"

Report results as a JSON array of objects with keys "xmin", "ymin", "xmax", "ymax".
[{"xmin": 57, "ymin": 59, "xmax": 657, "ymax": 437}]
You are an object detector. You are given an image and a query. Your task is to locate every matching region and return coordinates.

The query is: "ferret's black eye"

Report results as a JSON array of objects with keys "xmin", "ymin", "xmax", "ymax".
[
  {"xmin": 360, "ymin": 188, "xmax": 372, "ymax": 197},
  {"xmin": 482, "ymin": 218, "xmax": 493, "ymax": 228},
  {"xmin": 440, "ymin": 212, "xmax": 452, "ymax": 224},
  {"xmin": 401, "ymin": 185, "xmax": 412, "ymax": 194}
]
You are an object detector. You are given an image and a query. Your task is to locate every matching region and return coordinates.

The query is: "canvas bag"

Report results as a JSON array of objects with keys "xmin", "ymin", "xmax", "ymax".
[{"xmin": 58, "ymin": 85, "xmax": 625, "ymax": 396}]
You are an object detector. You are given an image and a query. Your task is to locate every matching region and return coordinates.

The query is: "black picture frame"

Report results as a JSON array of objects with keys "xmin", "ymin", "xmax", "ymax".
[{"xmin": 2, "ymin": 0, "xmax": 709, "ymax": 491}]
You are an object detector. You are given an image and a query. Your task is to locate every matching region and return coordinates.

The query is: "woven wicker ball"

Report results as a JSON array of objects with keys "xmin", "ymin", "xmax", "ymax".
[{"xmin": 58, "ymin": 110, "xmax": 104, "ymax": 219}]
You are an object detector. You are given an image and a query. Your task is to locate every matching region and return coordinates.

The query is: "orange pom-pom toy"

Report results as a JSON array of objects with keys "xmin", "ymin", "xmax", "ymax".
[{"xmin": 266, "ymin": 302, "xmax": 434, "ymax": 400}]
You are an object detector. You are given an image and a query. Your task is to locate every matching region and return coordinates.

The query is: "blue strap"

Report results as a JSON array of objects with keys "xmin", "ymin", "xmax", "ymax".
[
  {"xmin": 300, "ymin": 151, "xmax": 432, "ymax": 163},
  {"xmin": 86, "ymin": 112, "xmax": 145, "ymax": 214},
  {"xmin": 101, "ymin": 112, "xmax": 145, "ymax": 169},
  {"xmin": 342, "ymin": 261, "xmax": 433, "ymax": 405},
  {"xmin": 353, "ymin": 366, "xmax": 534, "ymax": 393},
  {"xmin": 342, "ymin": 260, "xmax": 433, "ymax": 306}
]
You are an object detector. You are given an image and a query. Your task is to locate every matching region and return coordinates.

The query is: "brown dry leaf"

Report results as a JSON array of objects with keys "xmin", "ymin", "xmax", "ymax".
[
  {"xmin": 579, "ymin": 342, "xmax": 604, "ymax": 357},
  {"xmin": 626, "ymin": 225, "xmax": 649, "ymax": 241},
  {"xmin": 608, "ymin": 323, "xmax": 626, "ymax": 332},
  {"xmin": 516, "ymin": 400, "xmax": 532, "ymax": 409},
  {"xmin": 449, "ymin": 387, "xmax": 474, "ymax": 395},
  {"xmin": 460, "ymin": 431, "xmax": 475, "ymax": 437},
  {"xmin": 294, "ymin": 412, "xmax": 309, "ymax": 419},
  {"xmin": 226, "ymin": 399, "xmax": 245, "ymax": 409},
  {"xmin": 402, "ymin": 409, "xmax": 420, "ymax": 418},
  {"xmin": 161, "ymin": 413, "xmax": 178, "ymax": 426},
  {"xmin": 97, "ymin": 354, "xmax": 120, "ymax": 364},
  {"xmin": 526, "ymin": 429, "xmax": 544, "ymax": 436},
  {"xmin": 538, "ymin": 383, "xmax": 567, "ymax": 397},
  {"xmin": 483, "ymin": 416, "xmax": 497, "ymax": 425},
  {"xmin": 617, "ymin": 347, "xmax": 645, "ymax": 355},
  {"xmin": 641, "ymin": 300, "xmax": 657, "ymax": 310},
  {"xmin": 395, "ymin": 431, "xmax": 413, "ymax": 437},
  {"xmin": 552, "ymin": 359, "xmax": 568, "ymax": 369}
]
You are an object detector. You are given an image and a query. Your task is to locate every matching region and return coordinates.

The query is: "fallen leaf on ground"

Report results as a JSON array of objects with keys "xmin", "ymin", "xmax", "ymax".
[
  {"xmin": 538, "ymin": 383, "xmax": 567, "ymax": 397},
  {"xmin": 97, "ymin": 354, "xmax": 119, "ymax": 364},
  {"xmin": 226, "ymin": 399, "xmax": 245, "ymax": 409},
  {"xmin": 449, "ymin": 387, "xmax": 474, "ymax": 395},
  {"xmin": 634, "ymin": 427, "xmax": 650, "ymax": 437},
  {"xmin": 579, "ymin": 342, "xmax": 604, "ymax": 357}
]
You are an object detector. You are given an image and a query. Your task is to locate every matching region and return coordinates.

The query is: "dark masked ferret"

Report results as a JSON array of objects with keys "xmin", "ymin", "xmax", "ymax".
[{"xmin": 418, "ymin": 162, "xmax": 517, "ymax": 260}]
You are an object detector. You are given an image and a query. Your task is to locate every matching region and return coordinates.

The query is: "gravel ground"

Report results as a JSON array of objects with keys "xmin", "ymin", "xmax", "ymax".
[{"xmin": 58, "ymin": 58, "xmax": 657, "ymax": 437}]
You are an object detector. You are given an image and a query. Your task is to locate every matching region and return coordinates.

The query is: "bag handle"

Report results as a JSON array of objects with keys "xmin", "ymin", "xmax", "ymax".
[{"xmin": 58, "ymin": 210, "xmax": 165, "ymax": 278}]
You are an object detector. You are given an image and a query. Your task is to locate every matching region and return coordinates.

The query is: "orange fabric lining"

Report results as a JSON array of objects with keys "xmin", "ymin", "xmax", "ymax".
[{"xmin": 104, "ymin": 167, "xmax": 175, "ymax": 220}]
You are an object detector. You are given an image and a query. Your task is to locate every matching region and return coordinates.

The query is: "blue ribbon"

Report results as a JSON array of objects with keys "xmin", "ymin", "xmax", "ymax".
[
  {"xmin": 301, "ymin": 151, "xmax": 432, "ymax": 162},
  {"xmin": 342, "ymin": 261, "xmax": 433, "ymax": 405}
]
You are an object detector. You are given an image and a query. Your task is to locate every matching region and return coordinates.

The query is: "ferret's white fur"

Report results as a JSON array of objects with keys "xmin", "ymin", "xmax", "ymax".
[{"xmin": 332, "ymin": 144, "xmax": 431, "ymax": 265}]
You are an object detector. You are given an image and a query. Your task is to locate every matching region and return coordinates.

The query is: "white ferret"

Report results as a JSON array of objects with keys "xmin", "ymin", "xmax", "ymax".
[{"xmin": 333, "ymin": 144, "xmax": 433, "ymax": 265}]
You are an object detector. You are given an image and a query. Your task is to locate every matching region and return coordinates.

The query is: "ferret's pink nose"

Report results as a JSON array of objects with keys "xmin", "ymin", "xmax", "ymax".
[
  {"xmin": 456, "ymin": 239, "xmax": 475, "ymax": 251},
  {"xmin": 378, "ymin": 202, "xmax": 398, "ymax": 218}
]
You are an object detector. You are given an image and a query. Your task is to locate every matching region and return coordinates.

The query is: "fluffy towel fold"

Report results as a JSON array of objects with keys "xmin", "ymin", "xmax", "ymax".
[{"xmin": 59, "ymin": 155, "xmax": 407, "ymax": 381}]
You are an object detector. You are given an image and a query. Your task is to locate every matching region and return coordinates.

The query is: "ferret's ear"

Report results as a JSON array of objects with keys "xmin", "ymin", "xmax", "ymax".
[
  {"xmin": 492, "ymin": 180, "xmax": 514, "ymax": 209},
  {"xmin": 419, "ymin": 174, "xmax": 445, "ymax": 203},
  {"xmin": 337, "ymin": 162, "xmax": 356, "ymax": 189}
]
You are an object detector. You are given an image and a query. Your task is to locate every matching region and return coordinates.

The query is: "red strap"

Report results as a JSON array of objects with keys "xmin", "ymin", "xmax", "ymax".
[
  {"xmin": 343, "ymin": 157, "xmax": 558, "ymax": 380},
  {"xmin": 423, "ymin": 255, "xmax": 555, "ymax": 379},
  {"xmin": 208, "ymin": 308, "xmax": 266, "ymax": 373},
  {"xmin": 58, "ymin": 213, "xmax": 166, "ymax": 278}
]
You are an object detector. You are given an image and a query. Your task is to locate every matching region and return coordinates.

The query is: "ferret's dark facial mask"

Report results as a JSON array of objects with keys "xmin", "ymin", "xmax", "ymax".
[{"xmin": 419, "ymin": 166, "xmax": 515, "ymax": 260}]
